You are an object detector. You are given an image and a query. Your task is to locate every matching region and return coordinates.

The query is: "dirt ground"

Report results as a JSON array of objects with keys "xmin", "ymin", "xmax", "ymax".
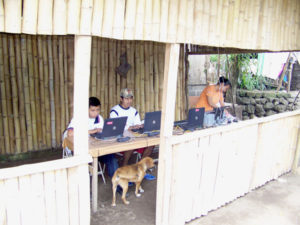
[{"xmin": 91, "ymin": 154, "xmax": 158, "ymax": 225}]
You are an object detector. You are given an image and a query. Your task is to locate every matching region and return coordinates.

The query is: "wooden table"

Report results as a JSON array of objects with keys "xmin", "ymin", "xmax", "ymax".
[{"xmin": 63, "ymin": 131, "xmax": 160, "ymax": 212}]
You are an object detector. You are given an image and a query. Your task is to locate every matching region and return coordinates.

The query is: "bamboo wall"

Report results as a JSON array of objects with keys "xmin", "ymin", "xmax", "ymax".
[
  {"xmin": 0, "ymin": 155, "xmax": 91, "ymax": 225},
  {"xmin": 0, "ymin": 34, "xmax": 186, "ymax": 156},
  {"xmin": 165, "ymin": 111, "xmax": 300, "ymax": 225},
  {"xmin": 0, "ymin": 0, "xmax": 299, "ymax": 51}
]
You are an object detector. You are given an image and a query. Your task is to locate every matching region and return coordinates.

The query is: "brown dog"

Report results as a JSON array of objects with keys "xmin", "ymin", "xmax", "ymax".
[{"xmin": 111, "ymin": 157, "xmax": 155, "ymax": 206}]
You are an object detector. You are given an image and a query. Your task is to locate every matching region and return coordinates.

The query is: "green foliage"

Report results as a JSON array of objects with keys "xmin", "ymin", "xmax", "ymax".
[{"xmin": 238, "ymin": 74, "xmax": 266, "ymax": 91}]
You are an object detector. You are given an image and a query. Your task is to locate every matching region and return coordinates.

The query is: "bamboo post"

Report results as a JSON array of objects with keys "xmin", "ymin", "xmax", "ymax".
[
  {"xmin": 277, "ymin": 53, "xmax": 291, "ymax": 91},
  {"xmin": 59, "ymin": 37, "xmax": 66, "ymax": 140},
  {"xmin": 27, "ymin": 35, "xmax": 38, "ymax": 150},
  {"xmin": 103, "ymin": 38, "xmax": 109, "ymax": 118},
  {"xmin": 134, "ymin": 41, "xmax": 140, "ymax": 113},
  {"xmin": 21, "ymin": 34, "xmax": 33, "ymax": 151},
  {"xmin": 32, "ymin": 35, "xmax": 42, "ymax": 148},
  {"xmin": 37, "ymin": 36, "xmax": 46, "ymax": 147},
  {"xmin": 149, "ymin": 41, "xmax": 154, "ymax": 112},
  {"xmin": 63, "ymin": 37, "xmax": 69, "ymax": 127},
  {"xmin": 126, "ymin": 41, "xmax": 134, "ymax": 90},
  {"xmin": 0, "ymin": 35, "xmax": 11, "ymax": 153},
  {"xmin": 90, "ymin": 38, "xmax": 97, "ymax": 96},
  {"xmin": 144, "ymin": 42, "xmax": 150, "ymax": 113},
  {"xmin": 8, "ymin": 35, "xmax": 21, "ymax": 153},
  {"xmin": 139, "ymin": 42, "xmax": 145, "ymax": 117},
  {"xmin": 120, "ymin": 41, "xmax": 127, "ymax": 89},
  {"xmin": 156, "ymin": 43, "xmax": 180, "ymax": 225},
  {"xmin": 15, "ymin": 35, "xmax": 28, "ymax": 152},
  {"xmin": 67, "ymin": 37, "xmax": 74, "ymax": 120},
  {"xmin": 42, "ymin": 36, "xmax": 51, "ymax": 147},
  {"xmin": 96, "ymin": 38, "xmax": 102, "ymax": 105},
  {"xmin": 153, "ymin": 43, "xmax": 159, "ymax": 111},
  {"xmin": 47, "ymin": 36, "xmax": 56, "ymax": 148},
  {"xmin": 52, "ymin": 36, "xmax": 61, "ymax": 147},
  {"xmin": 0, "ymin": 97, "xmax": 4, "ymax": 153},
  {"xmin": 116, "ymin": 41, "xmax": 121, "ymax": 98},
  {"xmin": 108, "ymin": 39, "xmax": 116, "ymax": 111}
]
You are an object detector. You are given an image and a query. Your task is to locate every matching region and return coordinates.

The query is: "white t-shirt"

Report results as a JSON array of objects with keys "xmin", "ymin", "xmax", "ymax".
[
  {"xmin": 110, "ymin": 104, "xmax": 141, "ymax": 130},
  {"xmin": 63, "ymin": 115, "xmax": 104, "ymax": 139}
]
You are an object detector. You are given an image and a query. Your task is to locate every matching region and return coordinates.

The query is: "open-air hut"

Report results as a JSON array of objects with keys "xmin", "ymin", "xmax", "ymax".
[{"xmin": 0, "ymin": 1, "xmax": 300, "ymax": 225}]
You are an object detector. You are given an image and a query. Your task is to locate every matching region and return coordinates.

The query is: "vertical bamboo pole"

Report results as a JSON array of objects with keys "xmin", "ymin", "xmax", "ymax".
[
  {"xmin": 153, "ymin": 43, "xmax": 159, "ymax": 111},
  {"xmin": 59, "ymin": 37, "xmax": 66, "ymax": 140},
  {"xmin": 156, "ymin": 44, "xmax": 180, "ymax": 225},
  {"xmin": 139, "ymin": 42, "xmax": 145, "ymax": 117},
  {"xmin": 37, "ymin": 36, "xmax": 46, "ymax": 147},
  {"xmin": 48, "ymin": 36, "xmax": 56, "ymax": 148},
  {"xmin": 108, "ymin": 39, "xmax": 116, "ymax": 111},
  {"xmin": 116, "ymin": 41, "xmax": 121, "ymax": 98},
  {"xmin": 90, "ymin": 37, "xmax": 97, "ymax": 96},
  {"xmin": 97, "ymin": 38, "xmax": 104, "ymax": 116},
  {"xmin": 21, "ymin": 34, "xmax": 34, "ymax": 151},
  {"xmin": 67, "ymin": 36, "xmax": 74, "ymax": 120},
  {"xmin": 96, "ymin": 37, "xmax": 101, "ymax": 102},
  {"xmin": 126, "ymin": 41, "xmax": 134, "ymax": 90},
  {"xmin": 134, "ymin": 41, "xmax": 141, "ymax": 114},
  {"xmin": 120, "ymin": 41, "xmax": 127, "ymax": 90},
  {"xmin": 63, "ymin": 37, "xmax": 69, "ymax": 127},
  {"xmin": 149, "ymin": 41, "xmax": 154, "ymax": 112},
  {"xmin": 0, "ymin": 97, "xmax": 4, "ymax": 153},
  {"xmin": 3, "ymin": 34, "xmax": 15, "ymax": 153},
  {"xmin": 52, "ymin": 36, "xmax": 61, "ymax": 147},
  {"xmin": 27, "ymin": 35, "xmax": 38, "ymax": 150},
  {"xmin": 15, "ymin": 35, "xmax": 28, "ymax": 153},
  {"xmin": 144, "ymin": 42, "xmax": 150, "ymax": 113},
  {"xmin": 8, "ymin": 35, "xmax": 21, "ymax": 153},
  {"xmin": 103, "ymin": 38, "xmax": 109, "ymax": 118},
  {"xmin": 32, "ymin": 35, "xmax": 42, "ymax": 148},
  {"xmin": 0, "ymin": 35, "xmax": 11, "ymax": 153}
]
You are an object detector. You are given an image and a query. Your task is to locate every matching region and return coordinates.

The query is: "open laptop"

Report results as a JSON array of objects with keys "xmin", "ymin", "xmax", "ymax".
[
  {"xmin": 132, "ymin": 111, "xmax": 161, "ymax": 135},
  {"xmin": 90, "ymin": 116, "xmax": 127, "ymax": 140},
  {"xmin": 174, "ymin": 107, "xmax": 205, "ymax": 130}
]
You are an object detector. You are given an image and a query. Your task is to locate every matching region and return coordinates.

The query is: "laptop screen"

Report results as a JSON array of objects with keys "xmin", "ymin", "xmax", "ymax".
[
  {"xmin": 99, "ymin": 117, "xmax": 128, "ymax": 139},
  {"xmin": 143, "ymin": 111, "xmax": 162, "ymax": 132},
  {"xmin": 187, "ymin": 107, "xmax": 205, "ymax": 127}
]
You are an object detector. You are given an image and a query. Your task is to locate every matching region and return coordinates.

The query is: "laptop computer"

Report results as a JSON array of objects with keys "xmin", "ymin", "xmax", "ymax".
[
  {"xmin": 175, "ymin": 107, "xmax": 205, "ymax": 130},
  {"xmin": 90, "ymin": 116, "xmax": 128, "ymax": 140},
  {"xmin": 132, "ymin": 111, "xmax": 161, "ymax": 135}
]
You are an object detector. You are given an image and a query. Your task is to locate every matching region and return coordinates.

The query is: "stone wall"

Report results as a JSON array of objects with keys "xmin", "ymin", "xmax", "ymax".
[{"xmin": 236, "ymin": 90, "xmax": 300, "ymax": 120}]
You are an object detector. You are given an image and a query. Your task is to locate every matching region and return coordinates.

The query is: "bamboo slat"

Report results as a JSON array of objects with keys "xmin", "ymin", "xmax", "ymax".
[
  {"xmin": 91, "ymin": 0, "xmax": 104, "ymax": 36},
  {"xmin": 103, "ymin": 38, "xmax": 109, "ymax": 118},
  {"xmin": 139, "ymin": 42, "xmax": 145, "ymax": 117},
  {"xmin": 37, "ymin": 0, "xmax": 53, "ymax": 34},
  {"xmin": 67, "ymin": 0, "xmax": 80, "ymax": 34},
  {"xmin": 4, "ymin": 0, "xmax": 21, "ymax": 33},
  {"xmin": 124, "ymin": 0, "xmax": 137, "ymax": 40},
  {"xmin": 135, "ymin": 0, "xmax": 146, "ymax": 40},
  {"xmin": 102, "ymin": 0, "xmax": 115, "ymax": 38},
  {"xmin": 126, "ymin": 41, "xmax": 134, "ymax": 90},
  {"xmin": 112, "ymin": 0, "xmax": 125, "ymax": 39},
  {"xmin": 53, "ymin": 0, "xmax": 67, "ymax": 34},
  {"xmin": 143, "ymin": 0, "xmax": 153, "ymax": 40},
  {"xmin": 144, "ymin": 41, "xmax": 150, "ymax": 113},
  {"xmin": 134, "ymin": 41, "xmax": 141, "ymax": 113},
  {"xmin": 96, "ymin": 38, "xmax": 103, "ymax": 114},
  {"xmin": 3, "ymin": 34, "xmax": 14, "ymax": 153},
  {"xmin": 67, "ymin": 37, "xmax": 74, "ymax": 120},
  {"xmin": 0, "ymin": 36, "xmax": 10, "ymax": 154},
  {"xmin": 0, "ymin": 1, "xmax": 4, "ymax": 32},
  {"xmin": 159, "ymin": 0, "xmax": 169, "ymax": 42},
  {"xmin": 153, "ymin": 43, "xmax": 159, "ymax": 111},
  {"xmin": 58, "ymin": 37, "xmax": 66, "ymax": 139},
  {"xmin": 47, "ymin": 36, "xmax": 56, "ymax": 148},
  {"xmin": 32, "ymin": 36, "xmax": 43, "ymax": 148},
  {"xmin": 37, "ymin": 36, "xmax": 46, "ymax": 147},
  {"xmin": 149, "ymin": 42, "xmax": 154, "ymax": 112},
  {"xmin": 63, "ymin": 37, "xmax": 69, "ymax": 127},
  {"xmin": 90, "ymin": 38, "xmax": 97, "ymax": 97},
  {"xmin": 176, "ymin": 0, "xmax": 187, "ymax": 43},
  {"xmin": 116, "ymin": 41, "xmax": 121, "ymax": 98},
  {"xmin": 108, "ymin": 39, "xmax": 115, "ymax": 111},
  {"xmin": 0, "ymin": 93, "xmax": 4, "ymax": 154},
  {"xmin": 152, "ymin": 0, "xmax": 160, "ymax": 41},
  {"xmin": 8, "ymin": 35, "xmax": 21, "ymax": 153},
  {"xmin": 22, "ymin": 0, "xmax": 38, "ymax": 34}
]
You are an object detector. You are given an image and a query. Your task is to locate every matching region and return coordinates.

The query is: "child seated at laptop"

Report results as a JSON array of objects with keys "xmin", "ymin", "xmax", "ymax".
[
  {"xmin": 110, "ymin": 88, "xmax": 155, "ymax": 180},
  {"xmin": 64, "ymin": 97, "xmax": 118, "ymax": 177}
]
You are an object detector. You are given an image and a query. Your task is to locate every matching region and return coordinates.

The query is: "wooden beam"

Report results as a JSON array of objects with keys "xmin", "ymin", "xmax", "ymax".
[
  {"xmin": 73, "ymin": 35, "xmax": 92, "ymax": 156},
  {"xmin": 156, "ymin": 43, "xmax": 180, "ymax": 225}
]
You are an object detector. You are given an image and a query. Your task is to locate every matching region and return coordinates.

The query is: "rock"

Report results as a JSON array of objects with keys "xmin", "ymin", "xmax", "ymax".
[
  {"xmin": 236, "ymin": 96, "xmax": 243, "ymax": 105},
  {"xmin": 256, "ymin": 113, "xmax": 265, "ymax": 117},
  {"xmin": 255, "ymin": 104, "xmax": 265, "ymax": 114},
  {"xmin": 246, "ymin": 91, "xmax": 257, "ymax": 98},
  {"xmin": 242, "ymin": 111, "xmax": 248, "ymax": 116},
  {"xmin": 242, "ymin": 116, "xmax": 249, "ymax": 120},
  {"xmin": 249, "ymin": 114, "xmax": 255, "ymax": 119},
  {"xmin": 279, "ymin": 98, "xmax": 288, "ymax": 105},
  {"xmin": 264, "ymin": 102, "xmax": 274, "ymax": 110},
  {"xmin": 287, "ymin": 98, "xmax": 294, "ymax": 103},
  {"xmin": 266, "ymin": 97, "xmax": 275, "ymax": 102},
  {"xmin": 276, "ymin": 92, "xmax": 291, "ymax": 98},
  {"xmin": 250, "ymin": 98, "xmax": 256, "ymax": 105},
  {"xmin": 287, "ymin": 105, "xmax": 294, "ymax": 111},
  {"xmin": 255, "ymin": 92, "xmax": 263, "ymax": 98},
  {"xmin": 255, "ymin": 98, "xmax": 262, "ymax": 104},
  {"xmin": 261, "ymin": 98, "xmax": 267, "ymax": 104},
  {"xmin": 246, "ymin": 105, "xmax": 255, "ymax": 114},
  {"xmin": 265, "ymin": 110, "xmax": 277, "ymax": 116},
  {"xmin": 263, "ymin": 92, "xmax": 277, "ymax": 98},
  {"xmin": 273, "ymin": 99, "xmax": 280, "ymax": 106},
  {"xmin": 240, "ymin": 97, "xmax": 251, "ymax": 105},
  {"xmin": 274, "ymin": 104, "xmax": 287, "ymax": 112},
  {"xmin": 238, "ymin": 90, "xmax": 246, "ymax": 97}
]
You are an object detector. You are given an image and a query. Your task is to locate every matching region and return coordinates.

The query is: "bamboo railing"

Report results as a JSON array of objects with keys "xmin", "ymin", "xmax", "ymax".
[{"xmin": 0, "ymin": 34, "xmax": 186, "ymax": 155}]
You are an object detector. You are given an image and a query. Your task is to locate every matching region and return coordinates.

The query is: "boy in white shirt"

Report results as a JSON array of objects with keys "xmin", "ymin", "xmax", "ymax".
[
  {"xmin": 65, "ymin": 97, "xmax": 118, "ymax": 177},
  {"xmin": 110, "ymin": 89, "xmax": 154, "ymax": 172}
]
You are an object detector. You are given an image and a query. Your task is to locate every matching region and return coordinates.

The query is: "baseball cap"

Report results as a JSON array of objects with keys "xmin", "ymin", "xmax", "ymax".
[{"xmin": 120, "ymin": 88, "xmax": 134, "ymax": 98}]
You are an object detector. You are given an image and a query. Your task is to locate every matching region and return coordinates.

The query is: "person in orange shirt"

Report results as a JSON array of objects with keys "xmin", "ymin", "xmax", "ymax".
[{"xmin": 195, "ymin": 77, "xmax": 231, "ymax": 112}]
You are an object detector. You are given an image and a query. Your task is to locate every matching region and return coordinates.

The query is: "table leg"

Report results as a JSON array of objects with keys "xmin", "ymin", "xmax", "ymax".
[{"xmin": 92, "ymin": 157, "xmax": 98, "ymax": 212}]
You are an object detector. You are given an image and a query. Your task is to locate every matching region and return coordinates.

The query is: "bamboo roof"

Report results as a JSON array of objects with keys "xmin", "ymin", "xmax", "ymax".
[{"xmin": 0, "ymin": 0, "xmax": 299, "ymax": 51}]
